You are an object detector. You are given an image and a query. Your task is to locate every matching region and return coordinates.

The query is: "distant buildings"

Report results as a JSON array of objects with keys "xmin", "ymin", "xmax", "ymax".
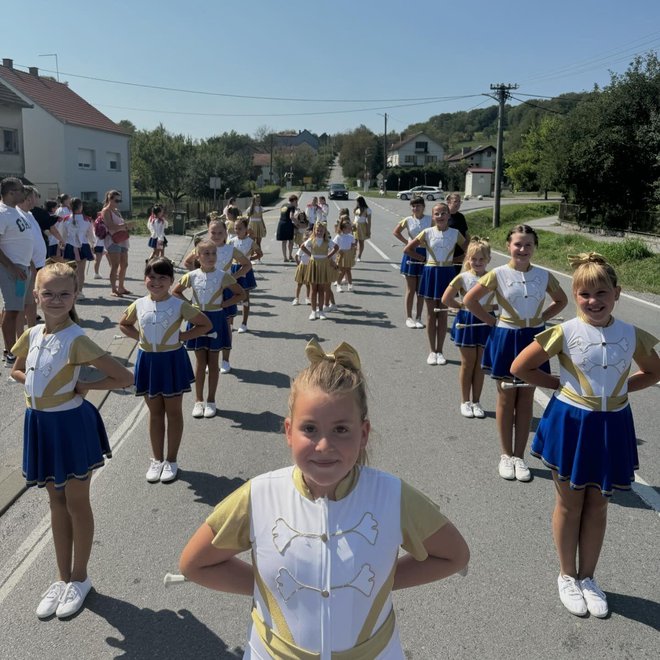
[{"xmin": 387, "ymin": 132, "xmax": 444, "ymax": 168}]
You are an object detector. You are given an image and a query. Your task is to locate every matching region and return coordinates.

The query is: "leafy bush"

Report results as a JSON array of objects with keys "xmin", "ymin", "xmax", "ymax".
[
  {"xmin": 600, "ymin": 239, "xmax": 653, "ymax": 265},
  {"xmin": 252, "ymin": 186, "xmax": 281, "ymax": 206}
]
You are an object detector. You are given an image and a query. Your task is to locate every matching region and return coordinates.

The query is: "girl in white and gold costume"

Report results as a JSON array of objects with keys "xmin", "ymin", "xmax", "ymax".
[
  {"xmin": 180, "ymin": 339, "xmax": 470, "ymax": 659},
  {"xmin": 512, "ymin": 253, "xmax": 660, "ymax": 618},
  {"xmin": 301, "ymin": 221, "xmax": 339, "ymax": 321}
]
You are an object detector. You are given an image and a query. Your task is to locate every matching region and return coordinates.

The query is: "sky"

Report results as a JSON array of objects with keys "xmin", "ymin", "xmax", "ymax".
[{"xmin": 3, "ymin": 0, "xmax": 660, "ymax": 141}]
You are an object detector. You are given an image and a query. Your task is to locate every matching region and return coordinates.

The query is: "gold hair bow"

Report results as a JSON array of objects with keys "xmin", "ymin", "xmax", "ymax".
[
  {"xmin": 305, "ymin": 339, "xmax": 361, "ymax": 371},
  {"xmin": 568, "ymin": 252, "xmax": 606, "ymax": 269}
]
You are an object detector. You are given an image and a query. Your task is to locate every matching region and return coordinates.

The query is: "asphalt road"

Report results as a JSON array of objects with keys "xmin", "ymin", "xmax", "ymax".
[{"xmin": 0, "ymin": 191, "xmax": 658, "ymax": 659}]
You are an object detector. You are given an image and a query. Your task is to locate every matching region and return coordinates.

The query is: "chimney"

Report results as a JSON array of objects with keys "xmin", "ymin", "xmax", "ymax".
[
  {"xmin": 2, "ymin": 58, "xmax": 13, "ymax": 68},
  {"xmin": 29, "ymin": 66, "xmax": 39, "ymax": 76}
]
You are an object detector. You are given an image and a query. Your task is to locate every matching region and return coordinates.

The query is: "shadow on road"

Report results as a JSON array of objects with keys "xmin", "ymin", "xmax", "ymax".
[
  {"xmin": 86, "ymin": 592, "xmax": 244, "ymax": 659},
  {"xmin": 231, "ymin": 368, "xmax": 291, "ymax": 389},
  {"xmin": 607, "ymin": 591, "xmax": 660, "ymax": 631},
  {"xmin": 178, "ymin": 471, "xmax": 245, "ymax": 507},
  {"xmin": 221, "ymin": 409, "xmax": 285, "ymax": 433}
]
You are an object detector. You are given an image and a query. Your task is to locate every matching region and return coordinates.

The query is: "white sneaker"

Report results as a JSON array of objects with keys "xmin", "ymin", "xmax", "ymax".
[
  {"xmin": 414, "ymin": 319, "xmax": 425, "ymax": 329},
  {"xmin": 558, "ymin": 575, "xmax": 588, "ymax": 617},
  {"xmin": 324, "ymin": 304, "xmax": 336, "ymax": 312},
  {"xmin": 405, "ymin": 317, "xmax": 416, "ymax": 329},
  {"xmin": 146, "ymin": 459, "xmax": 164, "ymax": 482},
  {"xmin": 580, "ymin": 577, "xmax": 608, "ymax": 617},
  {"xmin": 498, "ymin": 455, "xmax": 515, "ymax": 480},
  {"xmin": 471, "ymin": 402, "xmax": 486, "ymax": 418},
  {"xmin": 220, "ymin": 360, "xmax": 231, "ymax": 374},
  {"xmin": 203, "ymin": 403, "xmax": 217, "ymax": 418},
  {"xmin": 347, "ymin": 284, "xmax": 353, "ymax": 292},
  {"xmin": 427, "ymin": 352, "xmax": 437, "ymax": 365},
  {"xmin": 512, "ymin": 457, "xmax": 532, "ymax": 482},
  {"xmin": 191, "ymin": 401, "xmax": 204, "ymax": 418},
  {"xmin": 56, "ymin": 578, "xmax": 92, "ymax": 618},
  {"xmin": 93, "ymin": 273, "xmax": 102, "ymax": 280},
  {"xmin": 460, "ymin": 402, "xmax": 474, "ymax": 418},
  {"xmin": 356, "ymin": 257, "xmax": 361, "ymax": 262},
  {"xmin": 436, "ymin": 352, "xmax": 447, "ymax": 365},
  {"xmin": 160, "ymin": 461, "xmax": 178, "ymax": 483},
  {"xmin": 291, "ymin": 298, "xmax": 299, "ymax": 305},
  {"xmin": 237, "ymin": 324, "xmax": 248, "ymax": 334},
  {"xmin": 36, "ymin": 580, "xmax": 67, "ymax": 618},
  {"xmin": 309, "ymin": 311, "xmax": 318, "ymax": 320},
  {"xmin": 305, "ymin": 297, "xmax": 311, "ymax": 305},
  {"xmin": 336, "ymin": 284, "xmax": 343, "ymax": 293},
  {"xmin": 318, "ymin": 311, "xmax": 327, "ymax": 320}
]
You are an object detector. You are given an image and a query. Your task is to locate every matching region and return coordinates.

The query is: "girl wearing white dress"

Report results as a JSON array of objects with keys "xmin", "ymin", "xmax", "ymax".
[
  {"xmin": 301, "ymin": 221, "xmax": 339, "ymax": 320},
  {"xmin": 61, "ymin": 198, "xmax": 94, "ymax": 298},
  {"xmin": 246, "ymin": 194, "xmax": 267, "ymax": 251},
  {"xmin": 353, "ymin": 196, "xmax": 372, "ymax": 261},
  {"xmin": 229, "ymin": 218, "xmax": 262, "ymax": 334},
  {"xmin": 334, "ymin": 218, "xmax": 357, "ymax": 292}
]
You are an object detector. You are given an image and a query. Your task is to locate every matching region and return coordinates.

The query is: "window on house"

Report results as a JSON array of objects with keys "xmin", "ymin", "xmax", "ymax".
[
  {"xmin": 1, "ymin": 129, "xmax": 18, "ymax": 153},
  {"xmin": 107, "ymin": 152, "xmax": 121, "ymax": 171},
  {"xmin": 404, "ymin": 155, "xmax": 415, "ymax": 163},
  {"xmin": 425, "ymin": 155, "xmax": 437, "ymax": 164},
  {"xmin": 78, "ymin": 148, "xmax": 95, "ymax": 170},
  {"xmin": 81, "ymin": 191, "xmax": 98, "ymax": 203},
  {"xmin": 414, "ymin": 141, "xmax": 428, "ymax": 152}
]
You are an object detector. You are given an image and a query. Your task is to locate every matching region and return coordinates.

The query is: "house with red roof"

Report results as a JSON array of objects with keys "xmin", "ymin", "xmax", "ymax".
[
  {"xmin": 0, "ymin": 79, "xmax": 32, "ymax": 180},
  {"xmin": 387, "ymin": 132, "xmax": 444, "ymax": 168},
  {"xmin": 0, "ymin": 58, "xmax": 130, "ymax": 208}
]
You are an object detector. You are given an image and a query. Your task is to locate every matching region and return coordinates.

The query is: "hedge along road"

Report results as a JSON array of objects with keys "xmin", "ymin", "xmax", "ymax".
[{"xmin": 0, "ymin": 194, "xmax": 658, "ymax": 658}]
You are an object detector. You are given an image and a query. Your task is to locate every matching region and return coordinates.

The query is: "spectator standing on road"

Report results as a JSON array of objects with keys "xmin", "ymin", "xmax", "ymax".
[
  {"xmin": 30, "ymin": 195, "xmax": 61, "ymax": 256},
  {"xmin": 393, "ymin": 197, "xmax": 431, "ymax": 329},
  {"xmin": 11, "ymin": 260, "xmax": 133, "ymax": 620},
  {"xmin": 405, "ymin": 202, "xmax": 467, "ymax": 367},
  {"xmin": 446, "ymin": 193, "xmax": 470, "ymax": 275},
  {"xmin": 0, "ymin": 177, "xmax": 33, "ymax": 365},
  {"xmin": 305, "ymin": 196, "xmax": 321, "ymax": 225},
  {"xmin": 246, "ymin": 194, "xmax": 267, "ymax": 253},
  {"xmin": 511, "ymin": 253, "xmax": 660, "ymax": 618},
  {"xmin": 352, "ymin": 195, "xmax": 372, "ymax": 261},
  {"xmin": 318, "ymin": 195, "xmax": 329, "ymax": 223},
  {"xmin": 180, "ymin": 338, "xmax": 470, "ymax": 659},
  {"xmin": 463, "ymin": 225, "xmax": 567, "ymax": 483},
  {"xmin": 276, "ymin": 194, "xmax": 298, "ymax": 262},
  {"xmin": 119, "ymin": 257, "xmax": 212, "ymax": 484},
  {"xmin": 101, "ymin": 190, "xmax": 131, "ymax": 297}
]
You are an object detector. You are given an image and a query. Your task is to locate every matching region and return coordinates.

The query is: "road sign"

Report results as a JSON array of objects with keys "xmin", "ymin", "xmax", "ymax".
[{"xmin": 209, "ymin": 177, "xmax": 222, "ymax": 189}]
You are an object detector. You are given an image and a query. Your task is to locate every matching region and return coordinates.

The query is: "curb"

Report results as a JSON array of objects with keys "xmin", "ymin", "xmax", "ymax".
[{"xmin": 0, "ymin": 335, "xmax": 138, "ymax": 517}]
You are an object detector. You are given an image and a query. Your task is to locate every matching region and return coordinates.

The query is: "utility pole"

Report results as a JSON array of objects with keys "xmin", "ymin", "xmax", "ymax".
[
  {"xmin": 383, "ymin": 112, "xmax": 388, "ymax": 194},
  {"xmin": 490, "ymin": 83, "xmax": 518, "ymax": 228}
]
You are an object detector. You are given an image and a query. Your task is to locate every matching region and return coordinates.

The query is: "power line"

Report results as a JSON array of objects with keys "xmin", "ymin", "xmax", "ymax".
[{"xmin": 509, "ymin": 96, "xmax": 566, "ymax": 114}]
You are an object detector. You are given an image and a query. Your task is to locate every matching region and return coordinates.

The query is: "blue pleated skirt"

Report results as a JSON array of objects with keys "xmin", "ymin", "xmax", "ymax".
[
  {"xmin": 185, "ymin": 309, "xmax": 231, "ymax": 351},
  {"xmin": 148, "ymin": 237, "xmax": 168, "ymax": 248},
  {"xmin": 417, "ymin": 265, "xmax": 454, "ymax": 300},
  {"xmin": 482, "ymin": 325, "xmax": 549, "ymax": 380},
  {"xmin": 400, "ymin": 247, "xmax": 426, "ymax": 277},
  {"xmin": 450, "ymin": 309, "xmax": 493, "ymax": 348},
  {"xmin": 230, "ymin": 264, "xmax": 256, "ymax": 291},
  {"xmin": 222, "ymin": 287, "xmax": 237, "ymax": 318},
  {"xmin": 134, "ymin": 346, "xmax": 195, "ymax": 398},
  {"xmin": 531, "ymin": 396, "xmax": 638, "ymax": 496},
  {"xmin": 63, "ymin": 243, "xmax": 94, "ymax": 261},
  {"xmin": 23, "ymin": 400, "xmax": 111, "ymax": 490}
]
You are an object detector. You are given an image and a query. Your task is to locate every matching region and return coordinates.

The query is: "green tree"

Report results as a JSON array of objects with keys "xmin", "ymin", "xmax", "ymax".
[{"xmin": 338, "ymin": 125, "xmax": 379, "ymax": 181}]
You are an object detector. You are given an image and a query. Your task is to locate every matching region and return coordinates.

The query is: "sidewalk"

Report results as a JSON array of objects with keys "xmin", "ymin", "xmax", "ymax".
[{"xmin": 527, "ymin": 215, "xmax": 660, "ymax": 253}]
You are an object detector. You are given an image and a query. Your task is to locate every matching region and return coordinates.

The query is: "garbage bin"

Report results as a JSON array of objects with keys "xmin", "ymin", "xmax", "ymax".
[{"xmin": 173, "ymin": 210, "xmax": 187, "ymax": 234}]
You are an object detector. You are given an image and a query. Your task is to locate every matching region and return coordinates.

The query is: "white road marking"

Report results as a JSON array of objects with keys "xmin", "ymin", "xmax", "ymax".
[{"xmin": 0, "ymin": 400, "xmax": 148, "ymax": 605}]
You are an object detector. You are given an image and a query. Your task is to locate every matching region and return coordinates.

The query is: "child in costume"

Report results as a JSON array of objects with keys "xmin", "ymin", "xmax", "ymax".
[
  {"xmin": 119, "ymin": 258, "xmax": 212, "ymax": 483},
  {"xmin": 441, "ymin": 237, "xmax": 495, "ymax": 419},
  {"xmin": 246, "ymin": 194, "xmax": 267, "ymax": 253},
  {"xmin": 292, "ymin": 227, "xmax": 312, "ymax": 306},
  {"xmin": 229, "ymin": 217, "xmax": 262, "ymax": 334},
  {"xmin": 11, "ymin": 261, "xmax": 132, "ymax": 619},
  {"xmin": 147, "ymin": 205, "xmax": 168, "ymax": 261},
  {"xmin": 353, "ymin": 195, "xmax": 372, "ymax": 261},
  {"xmin": 301, "ymin": 221, "xmax": 338, "ymax": 321},
  {"xmin": 334, "ymin": 217, "xmax": 357, "ymax": 293},
  {"xmin": 180, "ymin": 338, "xmax": 470, "ymax": 658},
  {"xmin": 405, "ymin": 202, "xmax": 467, "ymax": 367},
  {"xmin": 173, "ymin": 240, "xmax": 246, "ymax": 419},
  {"xmin": 61, "ymin": 198, "xmax": 94, "ymax": 298},
  {"xmin": 463, "ymin": 224, "xmax": 567, "ymax": 482},
  {"xmin": 511, "ymin": 253, "xmax": 660, "ymax": 618}
]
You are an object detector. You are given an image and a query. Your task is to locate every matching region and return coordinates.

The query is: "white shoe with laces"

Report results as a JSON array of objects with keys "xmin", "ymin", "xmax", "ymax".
[
  {"xmin": 305, "ymin": 297, "xmax": 311, "ymax": 305},
  {"xmin": 146, "ymin": 459, "xmax": 164, "ymax": 482},
  {"xmin": 460, "ymin": 402, "xmax": 474, "ymax": 418},
  {"xmin": 435, "ymin": 352, "xmax": 447, "ymax": 365},
  {"xmin": 191, "ymin": 402, "xmax": 204, "ymax": 418},
  {"xmin": 318, "ymin": 311, "xmax": 327, "ymax": 320},
  {"xmin": 426, "ymin": 352, "xmax": 437, "ymax": 365},
  {"xmin": 558, "ymin": 575, "xmax": 588, "ymax": 617},
  {"xmin": 291, "ymin": 298, "xmax": 299, "ymax": 305},
  {"xmin": 56, "ymin": 578, "xmax": 92, "ymax": 618},
  {"xmin": 405, "ymin": 318, "xmax": 416, "ymax": 329},
  {"xmin": 580, "ymin": 577, "xmax": 608, "ymax": 617},
  {"xmin": 160, "ymin": 461, "xmax": 178, "ymax": 483},
  {"xmin": 498, "ymin": 455, "xmax": 515, "ymax": 480},
  {"xmin": 309, "ymin": 310, "xmax": 318, "ymax": 320},
  {"xmin": 512, "ymin": 457, "xmax": 532, "ymax": 482},
  {"xmin": 471, "ymin": 402, "xmax": 486, "ymax": 418},
  {"xmin": 220, "ymin": 360, "xmax": 231, "ymax": 374},
  {"xmin": 203, "ymin": 403, "xmax": 217, "ymax": 418},
  {"xmin": 414, "ymin": 319, "xmax": 425, "ymax": 329},
  {"xmin": 347, "ymin": 284, "xmax": 353, "ymax": 291},
  {"xmin": 237, "ymin": 324, "xmax": 248, "ymax": 333},
  {"xmin": 36, "ymin": 581, "xmax": 67, "ymax": 618}
]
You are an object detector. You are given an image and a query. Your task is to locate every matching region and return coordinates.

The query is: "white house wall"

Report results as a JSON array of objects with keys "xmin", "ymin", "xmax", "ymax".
[
  {"xmin": 0, "ymin": 105, "xmax": 26, "ymax": 177},
  {"xmin": 63, "ymin": 125, "xmax": 130, "ymax": 209}
]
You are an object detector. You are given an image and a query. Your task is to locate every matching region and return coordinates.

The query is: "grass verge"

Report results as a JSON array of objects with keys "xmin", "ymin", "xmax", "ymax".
[{"xmin": 465, "ymin": 204, "xmax": 660, "ymax": 295}]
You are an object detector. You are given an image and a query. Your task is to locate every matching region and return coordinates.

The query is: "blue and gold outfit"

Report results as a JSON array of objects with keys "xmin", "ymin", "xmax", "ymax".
[
  {"xmin": 479, "ymin": 263, "xmax": 562, "ymax": 380},
  {"xmin": 531, "ymin": 317, "xmax": 658, "ymax": 495},
  {"xmin": 178, "ymin": 268, "xmax": 238, "ymax": 352},
  {"xmin": 123, "ymin": 296, "xmax": 199, "ymax": 397},
  {"xmin": 448, "ymin": 271, "xmax": 496, "ymax": 347},
  {"xmin": 228, "ymin": 235, "xmax": 257, "ymax": 291},
  {"xmin": 397, "ymin": 214, "xmax": 431, "ymax": 277},
  {"xmin": 12, "ymin": 321, "xmax": 111, "ymax": 489},
  {"xmin": 414, "ymin": 226, "xmax": 464, "ymax": 300}
]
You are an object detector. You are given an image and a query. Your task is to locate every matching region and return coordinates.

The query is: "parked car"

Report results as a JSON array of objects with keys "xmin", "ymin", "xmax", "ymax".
[
  {"xmin": 328, "ymin": 183, "xmax": 349, "ymax": 200},
  {"xmin": 396, "ymin": 185, "xmax": 444, "ymax": 201}
]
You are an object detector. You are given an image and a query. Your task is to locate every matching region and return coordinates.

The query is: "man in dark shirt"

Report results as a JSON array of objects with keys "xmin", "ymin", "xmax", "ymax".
[
  {"xmin": 31, "ymin": 197, "xmax": 61, "ymax": 249},
  {"xmin": 447, "ymin": 193, "xmax": 470, "ymax": 275}
]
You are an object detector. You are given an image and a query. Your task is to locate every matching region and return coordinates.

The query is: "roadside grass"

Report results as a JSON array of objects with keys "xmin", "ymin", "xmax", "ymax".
[{"xmin": 465, "ymin": 204, "xmax": 660, "ymax": 294}]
